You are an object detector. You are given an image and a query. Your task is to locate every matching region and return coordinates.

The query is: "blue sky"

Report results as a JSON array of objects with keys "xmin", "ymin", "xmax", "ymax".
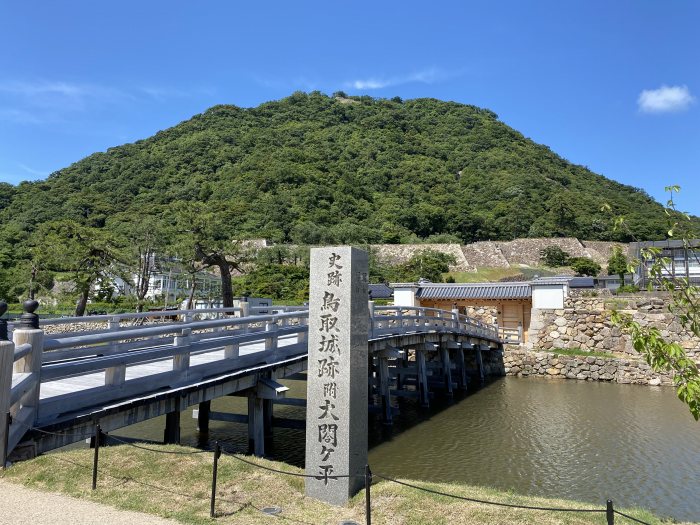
[{"xmin": 1, "ymin": 1, "xmax": 698, "ymax": 214}]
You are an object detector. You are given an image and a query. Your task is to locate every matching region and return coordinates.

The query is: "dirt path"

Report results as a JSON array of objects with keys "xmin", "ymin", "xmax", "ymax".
[{"xmin": 0, "ymin": 480, "xmax": 178, "ymax": 525}]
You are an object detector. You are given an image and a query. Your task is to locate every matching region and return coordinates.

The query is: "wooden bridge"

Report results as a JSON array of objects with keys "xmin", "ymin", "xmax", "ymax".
[{"xmin": 0, "ymin": 300, "xmax": 503, "ymax": 464}]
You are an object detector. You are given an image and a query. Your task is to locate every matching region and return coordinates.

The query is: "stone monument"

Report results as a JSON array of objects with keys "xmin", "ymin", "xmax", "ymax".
[{"xmin": 305, "ymin": 246, "xmax": 369, "ymax": 505}]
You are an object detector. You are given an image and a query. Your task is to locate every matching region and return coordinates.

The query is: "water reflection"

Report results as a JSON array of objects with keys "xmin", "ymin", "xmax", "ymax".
[{"xmin": 101, "ymin": 377, "xmax": 700, "ymax": 522}]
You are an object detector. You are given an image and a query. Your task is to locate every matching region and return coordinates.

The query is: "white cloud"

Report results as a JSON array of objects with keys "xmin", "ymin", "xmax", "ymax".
[
  {"xmin": 0, "ymin": 80, "xmax": 210, "ymax": 125},
  {"xmin": 347, "ymin": 67, "xmax": 453, "ymax": 91},
  {"xmin": 17, "ymin": 163, "xmax": 49, "ymax": 177},
  {"xmin": 637, "ymin": 85, "xmax": 695, "ymax": 113}
]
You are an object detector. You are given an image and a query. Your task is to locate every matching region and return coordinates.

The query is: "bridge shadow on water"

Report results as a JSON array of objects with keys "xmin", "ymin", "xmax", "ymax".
[{"xmin": 229, "ymin": 372, "xmax": 508, "ymax": 471}]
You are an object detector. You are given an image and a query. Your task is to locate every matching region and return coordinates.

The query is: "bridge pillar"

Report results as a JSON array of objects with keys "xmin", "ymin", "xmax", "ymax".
[
  {"xmin": 455, "ymin": 344, "xmax": 468, "ymax": 391},
  {"xmin": 197, "ymin": 400, "xmax": 211, "ymax": 433},
  {"xmin": 164, "ymin": 411, "xmax": 181, "ymax": 445},
  {"xmin": 415, "ymin": 347, "xmax": 430, "ymax": 408},
  {"xmin": 247, "ymin": 394, "xmax": 265, "ymax": 457},
  {"xmin": 377, "ymin": 347, "xmax": 400, "ymax": 425},
  {"xmin": 473, "ymin": 342, "xmax": 485, "ymax": 384},
  {"xmin": 439, "ymin": 343, "xmax": 454, "ymax": 398}
]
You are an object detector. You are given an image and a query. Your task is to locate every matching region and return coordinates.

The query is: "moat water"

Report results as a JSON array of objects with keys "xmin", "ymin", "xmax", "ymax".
[{"xmin": 101, "ymin": 377, "xmax": 700, "ymax": 522}]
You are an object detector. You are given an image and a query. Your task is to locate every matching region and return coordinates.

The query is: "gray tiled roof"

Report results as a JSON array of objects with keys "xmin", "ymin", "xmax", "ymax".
[
  {"xmin": 368, "ymin": 283, "xmax": 393, "ymax": 299},
  {"xmin": 416, "ymin": 282, "xmax": 531, "ymax": 300}
]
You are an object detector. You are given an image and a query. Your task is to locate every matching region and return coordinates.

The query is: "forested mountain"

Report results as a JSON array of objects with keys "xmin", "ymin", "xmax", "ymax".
[{"xmin": 0, "ymin": 92, "xmax": 683, "ymax": 303}]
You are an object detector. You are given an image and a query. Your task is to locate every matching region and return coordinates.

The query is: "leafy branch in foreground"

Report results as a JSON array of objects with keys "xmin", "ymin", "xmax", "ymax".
[{"xmin": 604, "ymin": 186, "xmax": 700, "ymax": 420}]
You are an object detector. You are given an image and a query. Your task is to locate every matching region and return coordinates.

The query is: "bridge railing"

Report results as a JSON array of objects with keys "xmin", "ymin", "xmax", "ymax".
[
  {"xmin": 499, "ymin": 326, "xmax": 523, "ymax": 344},
  {"xmin": 7, "ymin": 307, "xmax": 244, "ymax": 341},
  {"xmin": 36, "ymin": 309, "xmax": 310, "ymax": 420},
  {"xmin": 370, "ymin": 305, "xmax": 499, "ymax": 340}
]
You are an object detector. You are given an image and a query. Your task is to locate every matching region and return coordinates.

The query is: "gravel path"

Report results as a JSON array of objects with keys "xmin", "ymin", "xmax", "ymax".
[{"xmin": 0, "ymin": 480, "xmax": 178, "ymax": 525}]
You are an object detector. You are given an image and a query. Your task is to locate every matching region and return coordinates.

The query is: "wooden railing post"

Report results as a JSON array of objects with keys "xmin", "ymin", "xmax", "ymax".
[
  {"xmin": 451, "ymin": 306, "xmax": 460, "ymax": 331},
  {"xmin": 0, "ymin": 302, "xmax": 13, "ymax": 467},
  {"xmin": 517, "ymin": 322, "xmax": 523, "ymax": 343},
  {"xmin": 265, "ymin": 319, "xmax": 279, "ymax": 361},
  {"xmin": 105, "ymin": 316, "xmax": 125, "ymax": 386},
  {"xmin": 238, "ymin": 300, "xmax": 250, "ymax": 336},
  {"xmin": 173, "ymin": 325, "xmax": 192, "ymax": 376},
  {"xmin": 368, "ymin": 300, "xmax": 375, "ymax": 338},
  {"xmin": 12, "ymin": 300, "xmax": 44, "ymax": 428}
]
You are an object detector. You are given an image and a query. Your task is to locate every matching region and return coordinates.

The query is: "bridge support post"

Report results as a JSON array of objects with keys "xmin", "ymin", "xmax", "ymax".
[
  {"xmin": 474, "ymin": 343, "xmax": 485, "ymax": 384},
  {"xmin": 197, "ymin": 400, "xmax": 211, "ymax": 433},
  {"xmin": 376, "ymin": 348, "xmax": 399, "ymax": 426},
  {"xmin": 455, "ymin": 344, "xmax": 468, "ymax": 391},
  {"xmin": 439, "ymin": 343, "xmax": 454, "ymax": 398},
  {"xmin": 164, "ymin": 398, "xmax": 182, "ymax": 444},
  {"xmin": 247, "ymin": 394, "xmax": 265, "ymax": 457},
  {"xmin": 415, "ymin": 348, "xmax": 430, "ymax": 408}
]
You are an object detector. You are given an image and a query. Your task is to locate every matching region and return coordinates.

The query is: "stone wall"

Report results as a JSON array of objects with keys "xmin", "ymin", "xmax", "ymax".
[
  {"xmin": 503, "ymin": 348, "xmax": 673, "ymax": 386},
  {"xmin": 370, "ymin": 243, "xmax": 472, "ymax": 272},
  {"xmin": 370, "ymin": 238, "xmax": 628, "ymax": 274},
  {"xmin": 529, "ymin": 294, "xmax": 700, "ymax": 364}
]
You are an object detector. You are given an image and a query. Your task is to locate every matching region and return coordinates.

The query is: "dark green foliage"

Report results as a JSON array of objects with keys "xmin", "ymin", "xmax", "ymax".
[
  {"xmin": 0, "ymin": 92, "xmax": 688, "ymax": 303},
  {"xmin": 540, "ymin": 246, "xmax": 571, "ymax": 267},
  {"xmin": 234, "ymin": 264, "xmax": 310, "ymax": 302},
  {"xmin": 616, "ymin": 284, "xmax": 640, "ymax": 294},
  {"xmin": 569, "ymin": 257, "xmax": 602, "ymax": 276},
  {"xmin": 393, "ymin": 249, "xmax": 457, "ymax": 283},
  {"xmin": 607, "ymin": 246, "xmax": 628, "ymax": 281}
]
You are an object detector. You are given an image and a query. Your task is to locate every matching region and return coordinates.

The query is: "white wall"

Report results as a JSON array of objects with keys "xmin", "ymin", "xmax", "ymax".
[
  {"xmin": 393, "ymin": 287, "xmax": 417, "ymax": 307},
  {"xmin": 532, "ymin": 284, "xmax": 565, "ymax": 309}
]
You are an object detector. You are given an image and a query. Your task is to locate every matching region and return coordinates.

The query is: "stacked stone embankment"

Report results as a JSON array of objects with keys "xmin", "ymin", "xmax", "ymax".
[
  {"xmin": 519, "ymin": 291, "xmax": 700, "ymax": 386},
  {"xmin": 503, "ymin": 348, "xmax": 673, "ymax": 386},
  {"xmin": 530, "ymin": 292, "xmax": 700, "ymax": 362}
]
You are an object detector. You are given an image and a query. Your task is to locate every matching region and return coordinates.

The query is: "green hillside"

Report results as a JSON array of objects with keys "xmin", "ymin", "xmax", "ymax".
[
  {"xmin": 0, "ymin": 92, "xmax": 674, "ymax": 240},
  {"xmin": 0, "ymin": 92, "xmax": 682, "ymax": 303}
]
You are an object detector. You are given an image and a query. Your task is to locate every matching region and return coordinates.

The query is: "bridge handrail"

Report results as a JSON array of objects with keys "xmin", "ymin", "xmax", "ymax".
[
  {"xmin": 369, "ymin": 305, "xmax": 499, "ymax": 340},
  {"xmin": 32, "ymin": 307, "xmax": 242, "ymax": 326},
  {"xmin": 41, "ymin": 325, "xmax": 309, "ymax": 382},
  {"xmin": 43, "ymin": 310, "xmax": 309, "ymax": 351}
]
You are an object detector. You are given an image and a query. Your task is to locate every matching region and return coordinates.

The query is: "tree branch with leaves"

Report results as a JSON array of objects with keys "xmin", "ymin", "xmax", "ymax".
[{"xmin": 604, "ymin": 186, "xmax": 700, "ymax": 420}]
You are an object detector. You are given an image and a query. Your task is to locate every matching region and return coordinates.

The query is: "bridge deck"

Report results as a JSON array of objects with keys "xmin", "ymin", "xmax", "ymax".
[{"xmin": 40, "ymin": 334, "xmax": 300, "ymax": 399}]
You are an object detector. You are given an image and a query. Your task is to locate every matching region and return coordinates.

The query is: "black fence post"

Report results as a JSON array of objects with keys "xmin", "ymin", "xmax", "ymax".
[
  {"xmin": 365, "ymin": 464, "xmax": 372, "ymax": 525},
  {"xmin": 92, "ymin": 423, "xmax": 101, "ymax": 490},
  {"xmin": 606, "ymin": 499, "xmax": 614, "ymax": 525},
  {"xmin": 210, "ymin": 441, "xmax": 221, "ymax": 518}
]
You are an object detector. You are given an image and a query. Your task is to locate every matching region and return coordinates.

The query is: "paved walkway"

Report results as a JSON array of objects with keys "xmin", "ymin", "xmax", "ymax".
[{"xmin": 0, "ymin": 480, "xmax": 178, "ymax": 525}]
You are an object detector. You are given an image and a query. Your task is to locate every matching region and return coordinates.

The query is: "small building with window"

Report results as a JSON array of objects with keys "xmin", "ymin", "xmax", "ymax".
[{"xmin": 631, "ymin": 240, "xmax": 700, "ymax": 288}]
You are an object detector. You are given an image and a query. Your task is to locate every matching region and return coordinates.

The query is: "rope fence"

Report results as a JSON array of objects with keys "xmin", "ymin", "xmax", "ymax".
[{"xmin": 26, "ymin": 423, "xmax": 656, "ymax": 525}]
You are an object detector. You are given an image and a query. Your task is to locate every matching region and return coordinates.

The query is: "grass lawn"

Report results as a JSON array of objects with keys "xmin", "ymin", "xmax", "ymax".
[
  {"xmin": 446, "ymin": 266, "xmax": 558, "ymax": 283},
  {"xmin": 1, "ymin": 444, "xmax": 687, "ymax": 525},
  {"xmin": 546, "ymin": 348, "xmax": 624, "ymax": 359}
]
